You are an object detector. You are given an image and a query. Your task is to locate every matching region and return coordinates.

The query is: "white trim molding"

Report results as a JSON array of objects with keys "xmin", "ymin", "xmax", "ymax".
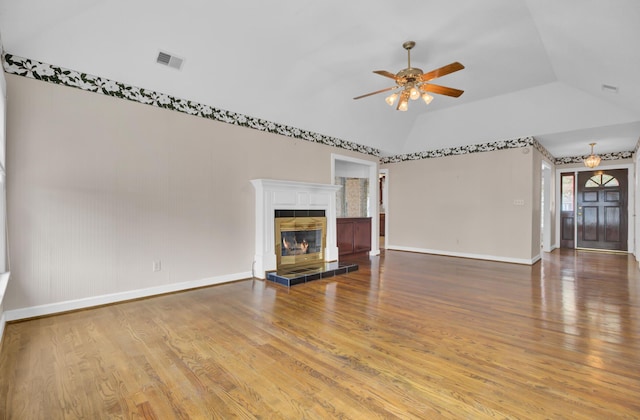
[
  {"xmin": 4, "ymin": 271, "xmax": 250, "ymax": 322},
  {"xmin": 387, "ymin": 246, "xmax": 541, "ymax": 265},
  {"xmin": 0, "ymin": 311, "xmax": 6, "ymax": 344},
  {"xmin": 331, "ymin": 153, "xmax": 380, "ymax": 256},
  {"xmin": 0, "ymin": 272, "xmax": 8, "ymax": 307}
]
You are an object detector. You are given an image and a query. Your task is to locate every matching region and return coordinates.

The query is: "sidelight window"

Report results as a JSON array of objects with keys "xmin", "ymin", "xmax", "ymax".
[{"xmin": 561, "ymin": 174, "xmax": 574, "ymax": 211}]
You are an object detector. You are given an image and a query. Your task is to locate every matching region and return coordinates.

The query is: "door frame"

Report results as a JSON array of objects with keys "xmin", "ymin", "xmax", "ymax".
[
  {"xmin": 379, "ymin": 168, "xmax": 389, "ymax": 250},
  {"xmin": 555, "ymin": 163, "xmax": 634, "ymax": 253},
  {"xmin": 541, "ymin": 162, "xmax": 552, "ymax": 253},
  {"xmin": 331, "ymin": 153, "xmax": 379, "ymax": 256}
]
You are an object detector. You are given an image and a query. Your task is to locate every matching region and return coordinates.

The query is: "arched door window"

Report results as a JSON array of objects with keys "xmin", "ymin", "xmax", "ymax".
[{"xmin": 585, "ymin": 173, "xmax": 619, "ymax": 188}]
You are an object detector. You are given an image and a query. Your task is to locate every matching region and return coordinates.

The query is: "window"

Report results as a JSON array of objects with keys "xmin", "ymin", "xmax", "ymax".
[
  {"xmin": 585, "ymin": 173, "xmax": 619, "ymax": 188},
  {"xmin": 561, "ymin": 174, "xmax": 574, "ymax": 212}
]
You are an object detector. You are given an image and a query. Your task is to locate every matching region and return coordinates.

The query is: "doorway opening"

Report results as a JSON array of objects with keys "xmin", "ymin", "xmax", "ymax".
[{"xmin": 331, "ymin": 154, "xmax": 379, "ymax": 256}]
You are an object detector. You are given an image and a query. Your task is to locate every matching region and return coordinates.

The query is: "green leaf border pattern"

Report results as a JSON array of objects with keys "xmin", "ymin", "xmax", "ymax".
[
  {"xmin": 381, "ymin": 137, "xmax": 537, "ymax": 164},
  {"xmin": 2, "ymin": 53, "xmax": 380, "ymax": 157},
  {"xmin": 3, "ymin": 53, "xmax": 635, "ymax": 165},
  {"xmin": 554, "ymin": 151, "xmax": 633, "ymax": 165}
]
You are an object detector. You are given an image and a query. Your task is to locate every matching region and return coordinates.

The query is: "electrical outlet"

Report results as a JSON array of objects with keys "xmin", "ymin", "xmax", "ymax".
[
  {"xmin": 153, "ymin": 260, "xmax": 161, "ymax": 272},
  {"xmin": 513, "ymin": 199, "xmax": 525, "ymax": 206}
]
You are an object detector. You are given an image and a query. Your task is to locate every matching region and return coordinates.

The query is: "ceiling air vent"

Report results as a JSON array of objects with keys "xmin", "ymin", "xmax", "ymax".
[{"xmin": 156, "ymin": 51, "xmax": 184, "ymax": 70}]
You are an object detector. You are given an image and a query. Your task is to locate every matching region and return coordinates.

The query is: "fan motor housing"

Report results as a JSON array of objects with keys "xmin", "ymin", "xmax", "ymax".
[{"xmin": 396, "ymin": 67, "xmax": 423, "ymax": 85}]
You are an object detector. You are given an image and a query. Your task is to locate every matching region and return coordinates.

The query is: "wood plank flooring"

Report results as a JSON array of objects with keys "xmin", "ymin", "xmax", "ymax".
[{"xmin": 1, "ymin": 248, "xmax": 639, "ymax": 419}]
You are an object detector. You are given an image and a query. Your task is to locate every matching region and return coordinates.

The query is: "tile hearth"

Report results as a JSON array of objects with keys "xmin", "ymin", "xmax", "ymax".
[{"xmin": 266, "ymin": 261, "xmax": 359, "ymax": 287}]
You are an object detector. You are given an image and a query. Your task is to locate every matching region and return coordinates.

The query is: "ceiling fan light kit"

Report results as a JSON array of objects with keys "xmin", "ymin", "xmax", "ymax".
[
  {"xmin": 385, "ymin": 93, "xmax": 398, "ymax": 106},
  {"xmin": 354, "ymin": 41, "xmax": 464, "ymax": 111}
]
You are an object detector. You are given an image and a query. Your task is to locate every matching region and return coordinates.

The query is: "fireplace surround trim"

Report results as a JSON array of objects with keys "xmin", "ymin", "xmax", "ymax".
[{"xmin": 251, "ymin": 179, "xmax": 342, "ymax": 279}]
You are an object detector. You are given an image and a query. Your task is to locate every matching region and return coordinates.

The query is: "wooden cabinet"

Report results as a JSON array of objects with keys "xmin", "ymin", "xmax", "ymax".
[{"xmin": 337, "ymin": 217, "xmax": 372, "ymax": 256}]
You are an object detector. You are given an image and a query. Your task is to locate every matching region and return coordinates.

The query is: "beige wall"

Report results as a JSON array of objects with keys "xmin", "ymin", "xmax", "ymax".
[
  {"xmin": 5, "ymin": 74, "xmax": 376, "ymax": 313},
  {"xmin": 383, "ymin": 146, "xmax": 539, "ymax": 263},
  {"xmin": 4, "ymin": 70, "xmax": 576, "ymax": 314}
]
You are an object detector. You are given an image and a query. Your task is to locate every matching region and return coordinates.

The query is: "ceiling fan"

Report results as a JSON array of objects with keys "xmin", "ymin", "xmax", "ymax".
[{"xmin": 354, "ymin": 41, "xmax": 465, "ymax": 111}]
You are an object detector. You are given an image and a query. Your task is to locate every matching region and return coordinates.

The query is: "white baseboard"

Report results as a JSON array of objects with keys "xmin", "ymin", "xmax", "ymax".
[
  {"xmin": 4, "ymin": 271, "xmax": 252, "ymax": 322},
  {"xmin": 0, "ymin": 311, "xmax": 6, "ymax": 344},
  {"xmin": 0, "ymin": 272, "xmax": 9, "ymax": 308},
  {"xmin": 387, "ymin": 245, "xmax": 538, "ymax": 265},
  {"xmin": 542, "ymin": 244, "xmax": 558, "ymax": 253}
]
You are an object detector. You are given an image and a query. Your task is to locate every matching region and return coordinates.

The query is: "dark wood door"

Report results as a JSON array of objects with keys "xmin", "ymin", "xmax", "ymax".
[
  {"xmin": 354, "ymin": 219, "xmax": 372, "ymax": 253},
  {"xmin": 337, "ymin": 220, "xmax": 355, "ymax": 255},
  {"xmin": 337, "ymin": 217, "xmax": 372, "ymax": 256},
  {"xmin": 577, "ymin": 169, "xmax": 627, "ymax": 251}
]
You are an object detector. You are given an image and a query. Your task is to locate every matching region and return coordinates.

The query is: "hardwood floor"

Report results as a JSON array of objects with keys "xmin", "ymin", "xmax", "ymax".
[{"xmin": 1, "ymin": 249, "xmax": 639, "ymax": 418}]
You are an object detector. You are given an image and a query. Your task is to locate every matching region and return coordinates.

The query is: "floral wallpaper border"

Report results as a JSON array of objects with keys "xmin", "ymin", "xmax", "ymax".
[
  {"xmin": 532, "ymin": 139, "xmax": 554, "ymax": 162},
  {"xmin": 381, "ymin": 137, "xmax": 536, "ymax": 163},
  {"xmin": 1, "ymin": 53, "xmax": 381, "ymax": 157},
  {"xmin": 3, "ymin": 53, "xmax": 636, "ymax": 166},
  {"xmin": 381, "ymin": 135, "xmax": 635, "ymax": 166},
  {"xmin": 554, "ymin": 150, "xmax": 634, "ymax": 165}
]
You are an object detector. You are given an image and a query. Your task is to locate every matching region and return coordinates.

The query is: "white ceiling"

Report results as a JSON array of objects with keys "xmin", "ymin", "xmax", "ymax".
[{"xmin": 1, "ymin": 0, "xmax": 639, "ymax": 159}]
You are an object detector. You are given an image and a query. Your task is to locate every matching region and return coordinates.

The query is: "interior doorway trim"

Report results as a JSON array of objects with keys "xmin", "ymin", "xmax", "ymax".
[
  {"xmin": 379, "ymin": 168, "xmax": 389, "ymax": 250},
  {"xmin": 542, "ymin": 162, "xmax": 552, "ymax": 253},
  {"xmin": 331, "ymin": 153, "xmax": 379, "ymax": 256}
]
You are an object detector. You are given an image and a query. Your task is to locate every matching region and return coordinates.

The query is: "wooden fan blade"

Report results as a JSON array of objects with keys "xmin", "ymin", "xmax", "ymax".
[
  {"xmin": 353, "ymin": 86, "xmax": 397, "ymax": 100},
  {"xmin": 420, "ymin": 83, "xmax": 464, "ymax": 98},
  {"xmin": 420, "ymin": 62, "xmax": 464, "ymax": 82},
  {"xmin": 373, "ymin": 70, "xmax": 398, "ymax": 80}
]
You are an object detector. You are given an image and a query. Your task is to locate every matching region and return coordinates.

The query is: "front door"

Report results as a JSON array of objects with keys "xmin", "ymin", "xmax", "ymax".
[{"xmin": 576, "ymin": 169, "xmax": 628, "ymax": 251}]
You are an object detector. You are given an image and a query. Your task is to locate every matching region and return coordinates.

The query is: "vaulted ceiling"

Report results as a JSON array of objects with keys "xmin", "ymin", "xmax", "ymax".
[{"xmin": 1, "ymin": 0, "xmax": 639, "ymax": 159}]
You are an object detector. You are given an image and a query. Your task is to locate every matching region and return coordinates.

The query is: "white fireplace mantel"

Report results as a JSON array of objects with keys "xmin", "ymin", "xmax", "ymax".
[{"xmin": 251, "ymin": 179, "xmax": 342, "ymax": 279}]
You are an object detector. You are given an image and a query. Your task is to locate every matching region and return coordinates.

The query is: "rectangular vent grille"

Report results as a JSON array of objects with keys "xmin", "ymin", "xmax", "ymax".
[{"xmin": 156, "ymin": 51, "xmax": 184, "ymax": 70}]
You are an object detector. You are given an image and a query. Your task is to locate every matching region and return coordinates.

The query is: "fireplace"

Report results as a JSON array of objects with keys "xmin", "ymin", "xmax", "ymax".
[
  {"xmin": 271, "ymin": 211, "xmax": 359, "ymax": 286},
  {"xmin": 275, "ymin": 211, "xmax": 326, "ymax": 270},
  {"xmin": 250, "ymin": 179, "xmax": 342, "ymax": 278}
]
